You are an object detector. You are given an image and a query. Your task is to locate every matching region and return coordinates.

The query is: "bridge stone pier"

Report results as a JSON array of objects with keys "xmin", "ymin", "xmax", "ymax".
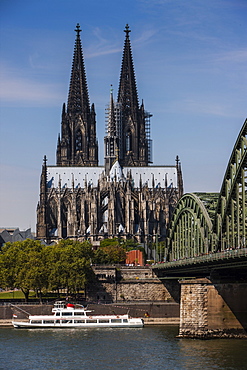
[
  {"xmin": 154, "ymin": 249, "xmax": 247, "ymax": 338},
  {"xmin": 179, "ymin": 278, "xmax": 247, "ymax": 338}
]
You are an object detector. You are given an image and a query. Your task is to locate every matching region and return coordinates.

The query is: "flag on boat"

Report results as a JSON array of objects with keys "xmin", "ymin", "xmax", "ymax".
[{"xmin": 13, "ymin": 314, "xmax": 17, "ymax": 318}]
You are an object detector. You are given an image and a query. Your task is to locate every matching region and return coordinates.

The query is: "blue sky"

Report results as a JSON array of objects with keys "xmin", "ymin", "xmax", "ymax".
[{"xmin": 0, "ymin": 0, "xmax": 246, "ymax": 232}]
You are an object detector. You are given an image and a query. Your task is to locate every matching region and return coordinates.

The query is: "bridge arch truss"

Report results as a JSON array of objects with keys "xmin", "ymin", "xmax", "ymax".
[
  {"xmin": 167, "ymin": 119, "xmax": 247, "ymax": 261},
  {"xmin": 167, "ymin": 193, "xmax": 214, "ymax": 261},
  {"xmin": 214, "ymin": 119, "xmax": 247, "ymax": 251}
]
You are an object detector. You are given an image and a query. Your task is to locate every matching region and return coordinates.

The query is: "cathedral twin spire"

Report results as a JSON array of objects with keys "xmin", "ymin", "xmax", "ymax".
[
  {"xmin": 117, "ymin": 24, "xmax": 149, "ymax": 167},
  {"xmin": 57, "ymin": 24, "xmax": 150, "ymax": 169},
  {"xmin": 67, "ymin": 23, "xmax": 90, "ymax": 117},
  {"xmin": 118, "ymin": 24, "xmax": 139, "ymax": 121},
  {"xmin": 56, "ymin": 23, "xmax": 98, "ymax": 167}
]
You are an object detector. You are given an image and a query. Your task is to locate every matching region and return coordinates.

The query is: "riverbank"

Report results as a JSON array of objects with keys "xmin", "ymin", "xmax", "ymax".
[
  {"xmin": 0, "ymin": 320, "xmax": 12, "ymax": 327},
  {"xmin": 0, "ymin": 301, "xmax": 180, "ymax": 326}
]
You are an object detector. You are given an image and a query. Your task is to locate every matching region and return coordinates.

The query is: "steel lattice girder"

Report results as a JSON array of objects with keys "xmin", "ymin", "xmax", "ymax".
[
  {"xmin": 214, "ymin": 119, "xmax": 247, "ymax": 250},
  {"xmin": 167, "ymin": 193, "xmax": 215, "ymax": 261},
  {"xmin": 167, "ymin": 119, "xmax": 247, "ymax": 259}
]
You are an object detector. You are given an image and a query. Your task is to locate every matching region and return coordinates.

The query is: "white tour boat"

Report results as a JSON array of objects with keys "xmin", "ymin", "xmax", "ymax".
[{"xmin": 12, "ymin": 301, "xmax": 144, "ymax": 329}]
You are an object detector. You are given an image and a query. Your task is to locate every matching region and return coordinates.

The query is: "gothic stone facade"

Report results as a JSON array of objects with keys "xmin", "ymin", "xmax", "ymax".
[{"xmin": 36, "ymin": 24, "xmax": 183, "ymax": 246}]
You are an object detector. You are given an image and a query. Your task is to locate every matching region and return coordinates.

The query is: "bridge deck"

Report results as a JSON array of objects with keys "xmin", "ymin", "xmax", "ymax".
[{"xmin": 152, "ymin": 248, "xmax": 247, "ymax": 278}]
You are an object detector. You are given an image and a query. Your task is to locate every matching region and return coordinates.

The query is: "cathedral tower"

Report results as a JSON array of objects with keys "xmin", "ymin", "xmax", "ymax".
[
  {"xmin": 56, "ymin": 24, "xmax": 98, "ymax": 166},
  {"xmin": 118, "ymin": 24, "xmax": 150, "ymax": 166},
  {"xmin": 105, "ymin": 25, "xmax": 150, "ymax": 169}
]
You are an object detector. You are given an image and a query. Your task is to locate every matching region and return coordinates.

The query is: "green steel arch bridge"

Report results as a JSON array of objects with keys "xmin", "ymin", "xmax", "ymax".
[{"xmin": 154, "ymin": 119, "xmax": 247, "ymax": 278}]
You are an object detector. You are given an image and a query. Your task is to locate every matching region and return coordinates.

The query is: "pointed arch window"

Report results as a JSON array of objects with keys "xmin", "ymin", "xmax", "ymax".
[
  {"xmin": 75, "ymin": 129, "xmax": 82, "ymax": 151},
  {"xmin": 106, "ymin": 141, "xmax": 109, "ymax": 156},
  {"xmin": 126, "ymin": 130, "xmax": 131, "ymax": 152},
  {"xmin": 110, "ymin": 138, "xmax": 114, "ymax": 156}
]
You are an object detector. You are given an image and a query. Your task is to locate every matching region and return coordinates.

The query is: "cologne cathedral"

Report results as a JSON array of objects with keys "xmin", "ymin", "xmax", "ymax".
[{"xmin": 36, "ymin": 24, "xmax": 183, "ymax": 247}]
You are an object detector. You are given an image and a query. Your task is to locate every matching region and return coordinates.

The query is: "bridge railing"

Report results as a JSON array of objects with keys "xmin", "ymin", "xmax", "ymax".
[{"xmin": 153, "ymin": 247, "xmax": 247, "ymax": 269}]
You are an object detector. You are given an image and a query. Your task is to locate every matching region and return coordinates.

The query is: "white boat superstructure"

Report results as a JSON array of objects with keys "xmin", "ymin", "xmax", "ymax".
[{"xmin": 12, "ymin": 301, "xmax": 144, "ymax": 329}]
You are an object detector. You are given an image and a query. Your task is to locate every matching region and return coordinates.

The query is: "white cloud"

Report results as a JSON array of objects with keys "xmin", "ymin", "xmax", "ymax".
[
  {"xmin": 84, "ymin": 27, "xmax": 122, "ymax": 58},
  {"xmin": 134, "ymin": 28, "xmax": 157, "ymax": 45},
  {"xmin": 0, "ymin": 64, "xmax": 64, "ymax": 106},
  {"xmin": 86, "ymin": 46, "xmax": 122, "ymax": 59},
  {"xmin": 214, "ymin": 49, "xmax": 247, "ymax": 63},
  {"xmin": 85, "ymin": 26, "xmax": 157, "ymax": 59},
  {"xmin": 167, "ymin": 97, "xmax": 239, "ymax": 118}
]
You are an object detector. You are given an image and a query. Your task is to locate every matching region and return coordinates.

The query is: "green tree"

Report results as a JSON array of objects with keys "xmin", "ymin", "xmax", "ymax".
[
  {"xmin": 0, "ymin": 238, "xmax": 94, "ymax": 301},
  {"xmin": 121, "ymin": 238, "xmax": 138, "ymax": 250},
  {"xmin": 101, "ymin": 244, "xmax": 126, "ymax": 264},
  {"xmin": 0, "ymin": 239, "xmax": 45, "ymax": 302},
  {"xmin": 93, "ymin": 238, "xmax": 127, "ymax": 264},
  {"xmin": 44, "ymin": 239, "xmax": 93, "ymax": 296},
  {"xmin": 92, "ymin": 248, "xmax": 108, "ymax": 264},
  {"xmin": 100, "ymin": 238, "xmax": 119, "ymax": 248}
]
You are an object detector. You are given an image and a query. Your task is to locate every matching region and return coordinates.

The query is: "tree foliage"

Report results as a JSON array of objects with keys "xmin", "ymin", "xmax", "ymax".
[
  {"xmin": 0, "ymin": 239, "xmax": 45, "ymax": 302},
  {"xmin": 44, "ymin": 240, "xmax": 94, "ymax": 295},
  {"xmin": 0, "ymin": 239, "xmax": 94, "ymax": 302},
  {"xmin": 0, "ymin": 237, "xmax": 144, "ymax": 302},
  {"xmin": 92, "ymin": 238, "xmax": 138, "ymax": 264}
]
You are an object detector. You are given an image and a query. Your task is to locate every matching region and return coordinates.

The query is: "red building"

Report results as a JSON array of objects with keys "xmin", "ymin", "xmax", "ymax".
[{"xmin": 126, "ymin": 250, "xmax": 144, "ymax": 266}]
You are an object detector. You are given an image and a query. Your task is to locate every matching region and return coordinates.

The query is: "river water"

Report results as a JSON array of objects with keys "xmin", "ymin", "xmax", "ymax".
[{"xmin": 1, "ymin": 326, "xmax": 246, "ymax": 370}]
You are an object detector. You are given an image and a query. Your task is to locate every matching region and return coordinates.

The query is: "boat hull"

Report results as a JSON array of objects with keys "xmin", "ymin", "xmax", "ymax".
[{"xmin": 12, "ymin": 320, "xmax": 143, "ymax": 329}]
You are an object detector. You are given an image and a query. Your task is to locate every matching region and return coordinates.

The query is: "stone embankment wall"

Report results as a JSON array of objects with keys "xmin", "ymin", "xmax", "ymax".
[
  {"xmin": 179, "ymin": 279, "xmax": 247, "ymax": 338},
  {"xmin": 88, "ymin": 266, "xmax": 180, "ymax": 303},
  {"xmin": 88, "ymin": 302, "xmax": 179, "ymax": 324}
]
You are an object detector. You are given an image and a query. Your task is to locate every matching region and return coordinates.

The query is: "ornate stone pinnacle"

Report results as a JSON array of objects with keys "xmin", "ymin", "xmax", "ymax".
[
  {"xmin": 124, "ymin": 24, "xmax": 131, "ymax": 35},
  {"xmin": 75, "ymin": 23, "xmax": 81, "ymax": 35}
]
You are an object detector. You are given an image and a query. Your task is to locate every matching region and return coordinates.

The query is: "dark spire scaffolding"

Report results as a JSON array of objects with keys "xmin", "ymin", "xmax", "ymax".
[
  {"xmin": 104, "ymin": 85, "xmax": 119, "ymax": 174},
  {"xmin": 109, "ymin": 86, "xmax": 117, "ymax": 137}
]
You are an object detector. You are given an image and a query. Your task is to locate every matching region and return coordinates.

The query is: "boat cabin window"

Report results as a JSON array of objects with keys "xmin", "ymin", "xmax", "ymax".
[
  {"xmin": 74, "ymin": 312, "xmax": 85, "ymax": 316},
  {"xmin": 111, "ymin": 319, "xmax": 122, "ymax": 323},
  {"xmin": 62, "ymin": 312, "xmax": 73, "ymax": 316},
  {"xmin": 74, "ymin": 320, "xmax": 86, "ymax": 323},
  {"xmin": 55, "ymin": 312, "xmax": 60, "ymax": 316},
  {"xmin": 44, "ymin": 320, "xmax": 55, "ymax": 324},
  {"xmin": 54, "ymin": 302, "xmax": 66, "ymax": 309},
  {"xmin": 98, "ymin": 319, "xmax": 109, "ymax": 323},
  {"xmin": 31, "ymin": 320, "xmax": 42, "ymax": 324},
  {"xmin": 123, "ymin": 319, "xmax": 128, "ymax": 323},
  {"xmin": 86, "ymin": 319, "xmax": 97, "ymax": 323}
]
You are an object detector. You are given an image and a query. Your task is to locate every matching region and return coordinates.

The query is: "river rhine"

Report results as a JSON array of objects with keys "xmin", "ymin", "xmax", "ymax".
[{"xmin": 1, "ymin": 326, "xmax": 246, "ymax": 370}]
